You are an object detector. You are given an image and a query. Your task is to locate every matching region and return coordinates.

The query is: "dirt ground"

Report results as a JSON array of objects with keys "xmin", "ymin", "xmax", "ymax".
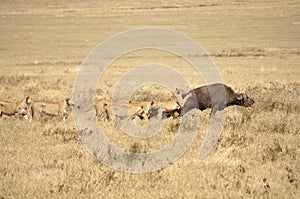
[{"xmin": 0, "ymin": 0, "xmax": 299, "ymax": 198}]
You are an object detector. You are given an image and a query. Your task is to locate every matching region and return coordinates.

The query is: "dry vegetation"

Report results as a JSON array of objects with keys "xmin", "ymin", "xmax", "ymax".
[{"xmin": 0, "ymin": 0, "xmax": 299, "ymax": 198}]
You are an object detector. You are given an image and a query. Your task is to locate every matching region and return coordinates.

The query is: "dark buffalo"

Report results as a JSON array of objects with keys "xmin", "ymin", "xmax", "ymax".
[{"xmin": 180, "ymin": 83, "xmax": 255, "ymax": 115}]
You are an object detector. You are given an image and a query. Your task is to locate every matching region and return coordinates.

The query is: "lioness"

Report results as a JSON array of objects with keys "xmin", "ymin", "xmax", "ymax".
[
  {"xmin": 0, "ymin": 96, "xmax": 31, "ymax": 119},
  {"xmin": 94, "ymin": 99, "xmax": 111, "ymax": 121},
  {"xmin": 95, "ymin": 99, "xmax": 153, "ymax": 121},
  {"xmin": 150, "ymin": 99, "xmax": 181, "ymax": 118},
  {"xmin": 29, "ymin": 97, "xmax": 74, "ymax": 121}
]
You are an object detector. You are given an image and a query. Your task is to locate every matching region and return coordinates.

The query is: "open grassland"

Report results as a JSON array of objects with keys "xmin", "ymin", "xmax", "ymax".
[{"xmin": 0, "ymin": 0, "xmax": 299, "ymax": 198}]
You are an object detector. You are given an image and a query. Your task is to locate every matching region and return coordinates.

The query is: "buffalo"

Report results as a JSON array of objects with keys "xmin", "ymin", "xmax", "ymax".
[{"xmin": 179, "ymin": 83, "xmax": 255, "ymax": 115}]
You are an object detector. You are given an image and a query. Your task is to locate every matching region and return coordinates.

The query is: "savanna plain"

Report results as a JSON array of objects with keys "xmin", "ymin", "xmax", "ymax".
[{"xmin": 0, "ymin": 0, "xmax": 299, "ymax": 198}]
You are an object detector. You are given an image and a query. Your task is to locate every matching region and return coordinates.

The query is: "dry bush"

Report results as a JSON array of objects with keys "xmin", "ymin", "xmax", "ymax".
[
  {"xmin": 1, "ymin": 72, "xmax": 299, "ymax": 198},
  {"xmin": 43, "ymin": 126, "xmax": 79, "ymax": 143}
]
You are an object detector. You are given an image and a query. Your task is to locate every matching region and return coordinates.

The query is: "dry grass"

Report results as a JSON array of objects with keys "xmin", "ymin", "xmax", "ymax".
[{"xmin": 0, "ymin": 0, "xmax": 299, "ymax": 198}]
